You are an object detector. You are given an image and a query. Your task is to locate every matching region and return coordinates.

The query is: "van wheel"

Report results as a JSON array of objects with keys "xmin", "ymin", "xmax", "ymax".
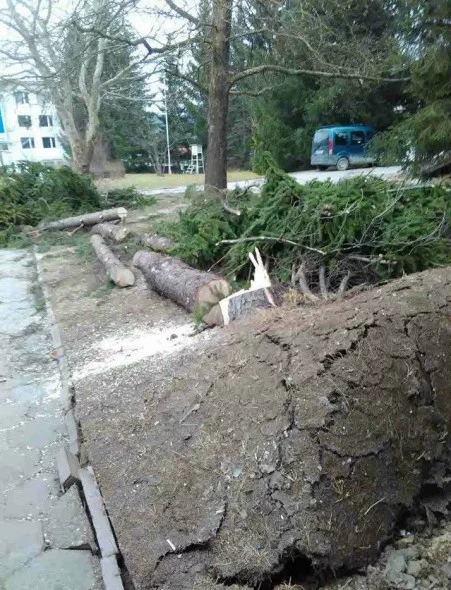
[{"xmin": 336, "ymin": 157, "xmax": 349, "ymax": 171}]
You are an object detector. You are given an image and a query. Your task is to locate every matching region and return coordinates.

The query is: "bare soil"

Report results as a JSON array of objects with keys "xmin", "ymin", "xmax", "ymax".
[{"xmin": 40, "ymin": 245, "xmax": 451, "ymax": 590}]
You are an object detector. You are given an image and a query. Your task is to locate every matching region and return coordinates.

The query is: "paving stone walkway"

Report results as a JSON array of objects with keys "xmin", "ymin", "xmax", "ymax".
[{"xmin": 0, "ymin": 249, "xmax": 101, "ymax": 590}]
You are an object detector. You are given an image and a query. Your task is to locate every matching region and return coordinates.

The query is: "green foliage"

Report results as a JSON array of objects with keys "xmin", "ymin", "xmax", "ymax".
[
  {"xmin": 0, "ymin": 163, "xmax": 158, "ymax": 246},
  {"xmin": 0, "ymin": 163, "xmax": 101, "ymax": 246},
  {"xmin": 374, "ymin": 1, "xmax": 451, "ymax": 171},
  {"xmin": 159, "ymin": 184, "xmax": 251, "ymax": 268},
  {"xmin": 160, "ymin": 158, "xmax": 451, "ymax": 286}
]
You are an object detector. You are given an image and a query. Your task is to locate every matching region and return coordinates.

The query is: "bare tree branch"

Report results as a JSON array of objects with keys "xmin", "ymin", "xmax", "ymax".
[
  {"xmin": 229, "ymin": 64, "xmax": 410, "ymax": 87},
  {"xmin": 164, "ymin": 0, "xmax": 200, "ymax": 27}
]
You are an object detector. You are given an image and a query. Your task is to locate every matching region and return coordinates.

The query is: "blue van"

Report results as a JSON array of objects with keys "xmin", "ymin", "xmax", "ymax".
[{"xmin": 311, "ymin": 124, "xmax": 375, "ymax": 171}]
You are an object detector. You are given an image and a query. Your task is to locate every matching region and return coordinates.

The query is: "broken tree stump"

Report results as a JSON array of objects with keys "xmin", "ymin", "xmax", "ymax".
[
  {"xmin": 91, "ymin": 234, "xmax": 135, "ymax": 287},
  {"xmin": 91, "ymin": 222, "xmax": 129, "ymax": 243},
  {"xmin": 139, "ymin": 234, "xmax": 174, "ymax": 252},
  {"xmin": 203, "ymin": 247, "xmax": 283, "ymax": 326},
  {"xmin": 40, "ymin": 207, "xmax": 127, "ymax": 231},
  {"xmin": 133, "ymin": 250, "xmax": 231, "ymax": 315},
  {"xmin": 203, "ymin": 286, "xmax": 289, "ymax": 326}
]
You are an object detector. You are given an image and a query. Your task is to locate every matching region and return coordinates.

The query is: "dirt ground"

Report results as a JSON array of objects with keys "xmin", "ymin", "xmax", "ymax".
[{"xmin": 38, "ymin": 227, "xmax": 451, "ymax": 590}]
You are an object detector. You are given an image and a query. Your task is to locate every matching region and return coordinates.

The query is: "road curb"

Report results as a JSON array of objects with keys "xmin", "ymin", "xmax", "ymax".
[{"xmin": 33, "ymin": 246, "xmax": 125, "ymax": 590}]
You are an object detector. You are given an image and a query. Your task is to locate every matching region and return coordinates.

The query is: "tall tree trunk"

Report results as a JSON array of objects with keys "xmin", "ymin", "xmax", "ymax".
[{"xmin": 205, "ymin": 0, "xmax": 233, "ymax": 190}]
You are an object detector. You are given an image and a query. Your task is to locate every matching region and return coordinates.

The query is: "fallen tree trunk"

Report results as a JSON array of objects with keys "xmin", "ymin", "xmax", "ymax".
[
  {"xmin": 139, "ymin": 234, "xmax": 174, "ymax": 252},
  {"xmin": 133, "ymin": 250, "xmax": 231, "ymax": 315},
  {"xmin": 91, "ymin": 222, "xmax": 129, "ymax": 242},
  {"xmin": 90, "ymin": 234, "xmax": 134, "ymax": 287},
  {"xmin": 40, "ymin": 208, "xmax": 127, "ymax": 231}
]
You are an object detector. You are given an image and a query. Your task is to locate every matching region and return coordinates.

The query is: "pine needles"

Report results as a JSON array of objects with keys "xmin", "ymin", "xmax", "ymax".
[
  {"xmin": 159, "ymin": 159, "xmax": 451, "ymax": 288},
  {"xmin": 0, "ymin": 162, "xmax": 101, "ymax": 245}
]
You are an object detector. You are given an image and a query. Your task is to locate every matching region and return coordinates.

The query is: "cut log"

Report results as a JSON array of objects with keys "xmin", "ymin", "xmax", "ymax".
[
  {"xmin": 91, "ymin": 222, "xmax": 129, "ymax": 242},
  {"xmin": 139, "ymin": 234, "xmax": 174, "ymax": 252},
  {"xmin": 40, "ymin": 208, "xmax": 127, "ymax": 231},
  {"xmin": 133, "ymin": 250, "xmax": 231, "ymax": 314},
  {"xmin": 90, "ymin": 234, "xmax": 135, "ymax": 287}
]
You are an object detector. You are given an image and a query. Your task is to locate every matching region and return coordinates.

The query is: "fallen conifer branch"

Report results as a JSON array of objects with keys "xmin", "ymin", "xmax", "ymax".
[
  {"xmin": 217, "ymin": 236, "xmax": 325, "ymax": 255},
  {"xmin": 204, "ymin": 185, "xmax": 242, "ymax": 216},
  {"xmin": 90, "ymin": 234, "xmax": 135, "ymax": 287},
  {"xmin": 222, "ymin": 201, "xmax": 241, "ymax": 216}
]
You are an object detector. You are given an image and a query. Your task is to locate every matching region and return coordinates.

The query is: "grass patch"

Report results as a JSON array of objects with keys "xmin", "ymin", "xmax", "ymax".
[{"xmin": 95, "ymin": 170, "xmax": 259, "ymax": 192}]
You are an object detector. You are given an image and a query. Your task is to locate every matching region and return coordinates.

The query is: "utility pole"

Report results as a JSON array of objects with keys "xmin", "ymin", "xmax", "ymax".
[{"xmin": 163, "ymin": 75, "xmax": 172, "ymax": 175}]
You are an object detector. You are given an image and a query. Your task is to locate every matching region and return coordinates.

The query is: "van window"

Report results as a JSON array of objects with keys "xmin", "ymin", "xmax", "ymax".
[
  {"xmin": 351, "ymin": 131, "xmax": 365, "ymax": 145},
  {"xmin": 313, "ymin": 129, "xmax": 329, "ymax": 148},
  {"xmin": 334, "ymin": 131, "xmax": 348, "ymax": 146}
]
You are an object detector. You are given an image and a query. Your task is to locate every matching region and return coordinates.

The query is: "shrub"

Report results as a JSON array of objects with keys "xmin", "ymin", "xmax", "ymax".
[{"xmin": 0, "ymin": 162, "xmax": 101, "ymax": 245}]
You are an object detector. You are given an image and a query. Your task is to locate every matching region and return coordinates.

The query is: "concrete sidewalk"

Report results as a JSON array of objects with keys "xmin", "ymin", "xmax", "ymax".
[{"xmin": 0, "ymin": 249, "xmax": 101, "ymax": 590}]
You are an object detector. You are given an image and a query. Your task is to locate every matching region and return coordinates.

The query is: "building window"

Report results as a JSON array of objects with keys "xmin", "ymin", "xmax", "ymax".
[
  {"xmin": 18, "ymin": 115, "xmax": 32, "ymax": 128},
  {"xmin": 0, "ymin": 142, "xmax": 9, "ymax": 151},
  {"xmin": 42, "ymin": 137, "xmax": 56, "ymax": 148},
  {"xmin": 15, "ymin": 91, "xmax": 29, "ymax": 105},
  {"xmin": 350, "ymin": 131, "xmax": 365, "ymax": 145},
  {"xmin": 21, "ymin": 137, "xmax": 35, "ymax": 149},
  {"xmin": 39, "ymin": 115, "xmax": 53, "ymax": 127},
  {"xmin": 334, "ymin": 132, "xmax": 349, "ymax": 146}
]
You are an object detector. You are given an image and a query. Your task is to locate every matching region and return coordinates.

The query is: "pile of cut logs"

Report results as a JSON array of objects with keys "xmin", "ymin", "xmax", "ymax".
[
  {"xmin": 39, "ymin": 207, "xmax": 274, "ymax": 326},
  {"xmin": 41, "ymin": 206, "xmax": 345, "ymax": 326}
]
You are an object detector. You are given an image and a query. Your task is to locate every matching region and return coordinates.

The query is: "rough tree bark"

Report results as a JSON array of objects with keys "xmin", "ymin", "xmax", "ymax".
[
  {"xmin": 90, "ymin": 234, "xmax": 134, "ymax": 287},
  {"xmin": 75, "ymin": 267, "xmax": 451, "ymax": 590},
  {"xmin": 133, "ymin": 250, "xmax": 231, "ymax": 314},
  {"xmin": 40, "ymin": 208, "xmax": 127, "ymax": 231},
  {"xmin": 205, "ymin": 0, "xmax": 233, "ymax": 190},
  {"xmin": 91, "ymin": 222, "xmax": 129, "ymax": 242}
]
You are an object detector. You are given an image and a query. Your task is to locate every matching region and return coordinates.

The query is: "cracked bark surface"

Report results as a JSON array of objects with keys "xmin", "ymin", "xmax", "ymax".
[{"xmin": 73, "ymin": 267, "xmax": 451, "ymax": 590}]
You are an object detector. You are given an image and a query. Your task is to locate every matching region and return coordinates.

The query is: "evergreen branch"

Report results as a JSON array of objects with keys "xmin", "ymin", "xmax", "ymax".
[
  {"xmin": 217, "ymin": 236, "xmax": 325, "ymax": 255},
  {"xmin": 165, "ymin": 68, "xmax": 207, "ymax": 94}
]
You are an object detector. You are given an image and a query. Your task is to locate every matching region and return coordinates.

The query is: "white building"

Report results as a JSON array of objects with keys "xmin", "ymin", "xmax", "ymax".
[{"xmin": 0, "ymin": 90, "xmax": 66, "ymax": 166}]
